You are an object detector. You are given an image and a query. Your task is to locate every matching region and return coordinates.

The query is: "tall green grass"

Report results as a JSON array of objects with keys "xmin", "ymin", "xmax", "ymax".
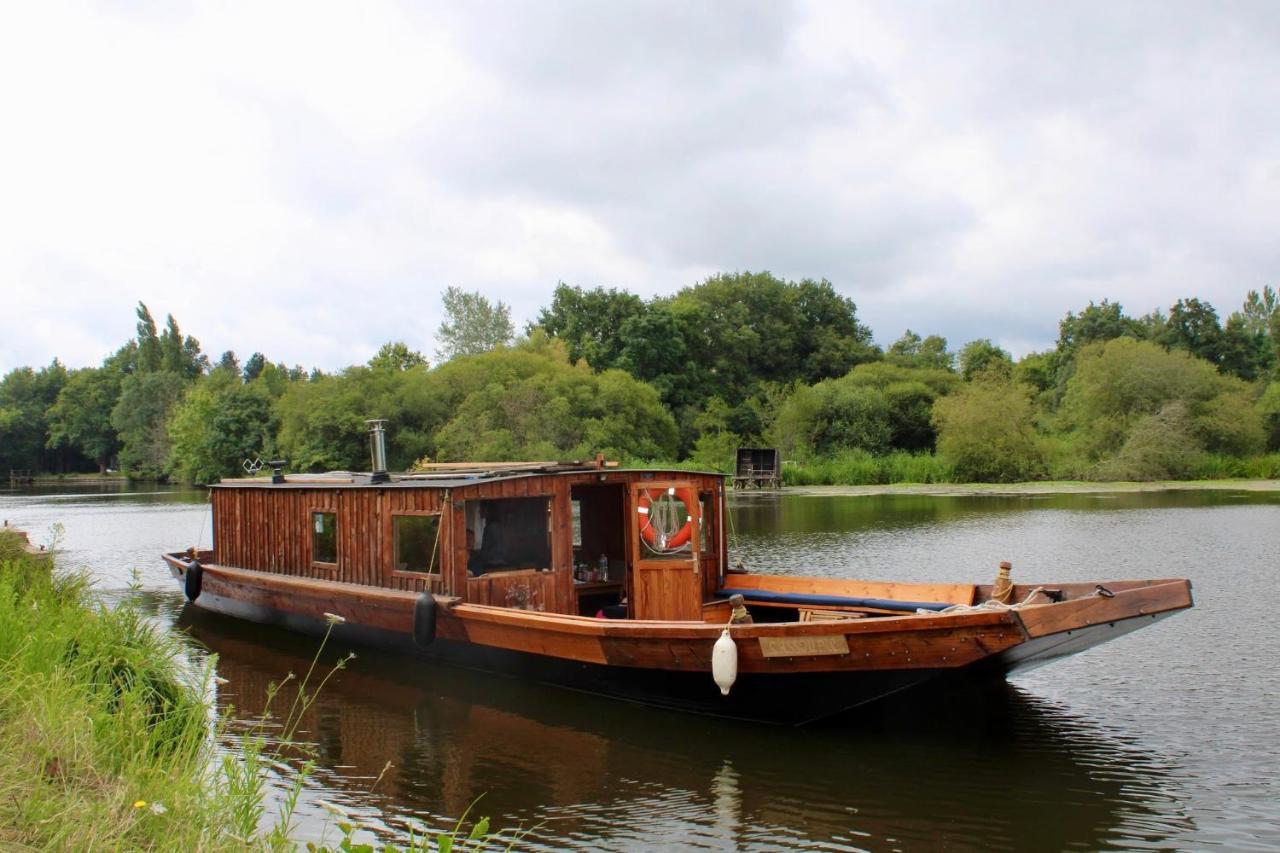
[
  {"xmin": 0, "ymin": 528, "xmax": 242, "ymax": 850},
  {"xmin": 782, "ymin": 451, "xmax": 955, "ymax": 486},
  {"xmin": 0, "ymin": 529, "xmax": 509, "ymax": 851}
]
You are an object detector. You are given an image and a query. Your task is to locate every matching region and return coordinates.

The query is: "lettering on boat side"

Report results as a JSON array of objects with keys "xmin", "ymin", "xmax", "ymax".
[{"xmin": 758, "ymin": 635, "xmax": 850, "ymax": 658}]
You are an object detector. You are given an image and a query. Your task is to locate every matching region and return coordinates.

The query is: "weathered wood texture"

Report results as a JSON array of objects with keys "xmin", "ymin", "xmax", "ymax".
[
  {"xmin": 724, "ymin": 572, "xmax": 979, "ymax": 607},
  {"xmin": 211, "ymin": 470, "xmax": 727, "ymax": 615}
]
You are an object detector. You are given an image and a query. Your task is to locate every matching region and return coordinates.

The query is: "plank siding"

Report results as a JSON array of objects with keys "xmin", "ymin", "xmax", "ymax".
[{"xmin": 210, "ymin": 471, "xmax": 726, "ymax": 617}]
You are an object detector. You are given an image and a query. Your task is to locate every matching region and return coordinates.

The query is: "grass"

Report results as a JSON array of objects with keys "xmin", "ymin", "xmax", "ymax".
[
  {"xmin": 0, "ymin": 528, "xmax": 510, "ymax": 851},
  {"xmin": 762, "ymin": 450, "xmax": 1280, "ymax": 488},
  {"xmin": 0, "ymin": 527, "xmax": 237, "ymax": 850},
  {"xmin": 781, "ymin": 451, "xmax": 955, "ymax": 487}
]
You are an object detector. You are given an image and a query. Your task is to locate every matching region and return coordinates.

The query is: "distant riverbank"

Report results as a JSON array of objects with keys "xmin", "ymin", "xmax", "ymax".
[{"xmin": 779, "ymin": 479, "xmax": 1280, "ymax": 497}]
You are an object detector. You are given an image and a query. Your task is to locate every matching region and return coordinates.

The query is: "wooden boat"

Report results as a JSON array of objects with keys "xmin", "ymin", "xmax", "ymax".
[{"xmin": 163, "ymin": 442, "xmax": 1192, "ymax": 725}]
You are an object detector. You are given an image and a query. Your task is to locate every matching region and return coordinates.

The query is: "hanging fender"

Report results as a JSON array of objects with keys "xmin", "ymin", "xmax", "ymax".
[
  {"xmin": 413, "ymin": 592, "xmax": 438, "ymax": 647},
  {"xmin": 183, "ymin": 559, "xmax": 203, "ymax": 602},
  {"xmin": 636, "ymin": 487, "xmax": 697, "ymax": 551}
]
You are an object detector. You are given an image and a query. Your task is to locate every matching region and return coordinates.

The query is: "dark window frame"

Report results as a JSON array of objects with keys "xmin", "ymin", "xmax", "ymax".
[{"xmin": 310, "ymin": 509, "xmax": 338, "ymax": 570}]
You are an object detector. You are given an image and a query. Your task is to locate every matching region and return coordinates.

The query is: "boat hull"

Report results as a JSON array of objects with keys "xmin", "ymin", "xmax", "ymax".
[{"xmin": 164, "ymin": 554, "xmax": 1192, "ymax": 725}]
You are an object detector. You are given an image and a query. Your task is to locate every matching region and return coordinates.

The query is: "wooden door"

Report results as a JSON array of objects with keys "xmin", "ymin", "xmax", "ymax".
[{"xmin": 629, "ymin": 482, "xmax": 702, "ymax": 621}]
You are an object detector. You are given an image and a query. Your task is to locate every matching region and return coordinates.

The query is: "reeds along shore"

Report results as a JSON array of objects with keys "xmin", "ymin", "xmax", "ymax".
[
  {"xmin": 0, "ymin": 528, "xmax": 243, "ymax": 849},
  {"xmin": 0, "ymin": 528, "xmax": 508, "ymax": 851}
]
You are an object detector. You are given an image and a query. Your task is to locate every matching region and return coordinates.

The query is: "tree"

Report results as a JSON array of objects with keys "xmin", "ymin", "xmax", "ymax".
[
  {"xmin": 1258, "ymin": 382, "xmax": 1280, "ymax": 451},
  {"xmin": 1159, "ymin": 298, "xmax": 1223, "ymax": 365},
  {"xmin": 1056, "ymin": 300, "xmax": 1145, "ymax": 355},
  {"xmin": 46, "ymin": 367, "xmax": 122, "ymax": 472},
  {"xmin": 1062, "ymin": 338, "xmax": 1264, "ymax": 460},
  {"xmin": 0, "ymin": 361, "xmax": 69, "ymax": 473},
  {"xmin": 169, "ymin": 377, "xmax": 277, "ymax": 484},
  {"xmin": 214, "ymin": 351, "xmax": 241, "ymax": 378},
  {"xmin": 771, "ymin": 379, "xmax": 892, "ymax": 459},
  {"xmin": 532, "ymin": 284, "xmax": 646, "ymax": 368},
  {"xmin": 887, "ymin": 330, "xmax": 953, "ymax": 371},
  {"xmin": 958, "ymin": 339, "xmax": 1013, "ymax": 381},
  {"xmin": 932, "ymin": 380, "xmax": 1045, "ymax": 482},
  {"xmin": 158, "ymin": 314, "xmax": 207, "ymax": 379},
  {"xmin": 435, "ymin": 287, "xmax": 514, "ymax": 361},
  {"xmin": 242, "ymin": 352, "xmax": 266, "ymax": 383},
  {"xmin": 368, "ymin": 341, "xmax": 428, "ymax": 372},
  {"xmin": 111, "ymin": 372, "xmax": 187, "ymax": 479},
  {"xmin": 135, "ymin": 303, "xmax": 162, "ymax": 373}
]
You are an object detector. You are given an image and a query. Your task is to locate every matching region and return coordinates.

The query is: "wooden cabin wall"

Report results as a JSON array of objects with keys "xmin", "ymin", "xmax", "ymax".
[
  {"xmin": 212, "ymin": 487, "xmax": 448, "ymax": 595},
  {"xmin": 211, "ymin": 470, "xmax": 728, "ymax": 614}
]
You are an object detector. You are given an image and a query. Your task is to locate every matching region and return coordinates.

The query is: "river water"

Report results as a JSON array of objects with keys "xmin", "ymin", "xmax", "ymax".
[{"xmin": 2, "ymin": 483, "xmax": 1278, "ymax": 851}]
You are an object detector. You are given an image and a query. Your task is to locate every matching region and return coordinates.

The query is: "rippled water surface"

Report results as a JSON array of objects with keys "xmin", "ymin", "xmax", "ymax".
[{"xmin": 3, "ymin": 483, "xmax": 1278, "ymax": 850}]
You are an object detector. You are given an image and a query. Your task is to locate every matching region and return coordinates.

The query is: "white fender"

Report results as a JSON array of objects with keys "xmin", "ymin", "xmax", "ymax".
[{"xmin": 712, "ymin": 628, "xmax": 738, "ymax": 696}]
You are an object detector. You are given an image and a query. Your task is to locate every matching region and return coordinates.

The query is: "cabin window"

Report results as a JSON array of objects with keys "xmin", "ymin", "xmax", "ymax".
[
  {"xmin": 464, "ymin": 497, "xmax": 551, "ymax": 576},
  {"xmin": 312, "ymin": 511, "xmax": 337, "ymax": 565},
  {"xmin": 393, "ymin": 514, "xmax": 441, "ymax": 575},
  {"xmin": 571, "ymin": 499, "xmax": 582, "ymax": 548}
]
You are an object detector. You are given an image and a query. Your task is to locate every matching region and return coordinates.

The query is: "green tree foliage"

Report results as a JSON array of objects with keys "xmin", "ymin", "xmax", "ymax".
[
  {"xmin": 435, "ymin": 287, "xmax": 514, "ymax": 362},
  {"xmin": 533, "ymin": 284, "xmax": 646, "ymax": 367},
  {"xmin": 1090, "ymin": 401, "xmax": 1202, "ymax": 481},
  {"xmin": 1056, "ymin": 300, "xmax": 1146, "ymax": 355},
  {"xmin": 111, "ymin": 372, "xmax": 187, "ymax": 478},
  {"xmin": 368, "ymin": 341, "xmax": 428, "ymax": 372},
  {"xmin": 214, "ymin": 350, "xmax": 240, "ymax": 377},
  {"xmin": 0, "ymin": 361, "xmax": 69, "ymax": 473},
  {"xmin": 430, "ymin": 337, "xmax": 677, "ymax": 462},
  {"xmin": 772, "ymin": 380, "xmax": 890, "ymax": 460},
  {"xmin": 538, "ymin": 273, "xmax": 880, "ymax": 451},
  {"xmin": 242, "ymin": 352, "xmax": 266, "ymax": 383},
  {"xmin": 276, "ymin": 365, "xmax": 435, "ymax": 472},
  {"xmin": 159, "ymin": 313, "xmax": 207, "ymax": 378},
  {"xmin": 886, "ymin": 330, "xmax": 953, "ymax": 371},
  {"xmin": 932, "ymin": 380, "xmax": 1045, "ymax": 482},
  {"xmin": 1159, "ymin": 297, "xmax": 1223, "ymax": 366},
  {"xmin": 958, "ymin": 339, "xmax": 1013, "ymax": 381},
  {"xmin": 135, "ymin": 303, "xmax": 162, "ymax": 373},
  {"xmin": 772, "ymin": 363, "xmax": 960, "ymax": 459},
  {"xmin": 1013, "ymin": 351, "xmax": 1057, "ymax": 395},
  {"xmin": 46, "ymin": 367, "xmax": 122, "ymax": 472},
  {"xmin": 168, "ymin": 375, "xmax": 277, "ymax": 484},
  {"xmin": 1062, "ymin": 338, "xmax": 1265, "ymax": 461},
  {"xmin": 1258, "ymin": 382, "xmax": 1280, "ymax": 451}
]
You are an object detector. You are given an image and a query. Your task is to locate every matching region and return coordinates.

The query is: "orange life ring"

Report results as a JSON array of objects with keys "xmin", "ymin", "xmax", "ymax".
[{"xmin": 637, "ymin": 487, "xmax": 697, "ymax": 551}]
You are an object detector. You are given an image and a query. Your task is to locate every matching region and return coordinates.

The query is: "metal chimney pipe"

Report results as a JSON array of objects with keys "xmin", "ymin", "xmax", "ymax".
[{"xmin": 366, "ymin": 419, "xmax": 390, "ymax": 484}]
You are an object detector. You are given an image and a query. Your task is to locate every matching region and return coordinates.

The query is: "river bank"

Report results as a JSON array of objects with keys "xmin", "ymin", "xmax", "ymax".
[{"xmin": 779, "ymin": 478, "xmax": 1280, "ymax": 498}]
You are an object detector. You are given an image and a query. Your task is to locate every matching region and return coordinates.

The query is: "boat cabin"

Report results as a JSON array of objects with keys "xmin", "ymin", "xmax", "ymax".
[{"xmin": 209, "ymin": 459, "xmax": 727, "ymax": 622}]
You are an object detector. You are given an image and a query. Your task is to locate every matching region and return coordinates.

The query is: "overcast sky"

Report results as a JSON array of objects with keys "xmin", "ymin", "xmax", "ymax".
[{"xmin": 3, "ymin": 1, "xmax": 1278, "ymax": 374}]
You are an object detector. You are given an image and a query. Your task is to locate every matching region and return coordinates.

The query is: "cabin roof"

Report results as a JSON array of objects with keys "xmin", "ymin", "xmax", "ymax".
[{"xmin": 212, "ymin": 461, "xmax": 722, "ymax": 489}]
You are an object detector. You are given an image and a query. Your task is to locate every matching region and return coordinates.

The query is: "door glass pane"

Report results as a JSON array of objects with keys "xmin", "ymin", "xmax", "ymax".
[{"xmin": 638, "ymin": 488, "xmax": 696, "ymax": 561}]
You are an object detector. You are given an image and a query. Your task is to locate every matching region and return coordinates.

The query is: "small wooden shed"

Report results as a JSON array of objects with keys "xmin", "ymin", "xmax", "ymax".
[{"xmin": 733, "ymin": 448, "xmax": 781, "ymax": 490}]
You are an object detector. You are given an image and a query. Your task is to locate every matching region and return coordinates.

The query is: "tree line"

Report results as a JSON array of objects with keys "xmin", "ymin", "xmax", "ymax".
[{"xmin": 2, "ymin": 275, "xmax": 1278, "ymax": 484}]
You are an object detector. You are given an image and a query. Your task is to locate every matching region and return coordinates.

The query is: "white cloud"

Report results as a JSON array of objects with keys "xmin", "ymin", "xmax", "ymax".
[{"xmin": 3, "ymin": 0, "xmax": 1279, "ymax": 373}]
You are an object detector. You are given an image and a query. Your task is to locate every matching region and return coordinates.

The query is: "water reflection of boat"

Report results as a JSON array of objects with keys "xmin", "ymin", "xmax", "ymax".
[
  {"xmin": 182, "ymin": 608, "xmax": 1195, "ymax": 851},
  {"xmin": 162, "ymin": 441, "xmax": 1192, "ymax": 723}
]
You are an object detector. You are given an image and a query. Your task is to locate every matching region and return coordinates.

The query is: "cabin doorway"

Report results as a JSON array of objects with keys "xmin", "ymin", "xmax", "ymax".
[
  {"xmin": 570, "ymin": 483, "xmax": 627, "ymax": 617},
  {"xmin": 628, "ymin": 482, "xmax": 702, "ymax": 621}
]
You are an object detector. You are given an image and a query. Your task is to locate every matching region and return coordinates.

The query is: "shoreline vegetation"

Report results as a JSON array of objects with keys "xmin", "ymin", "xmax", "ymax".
[
  {"xmin": 0, "ymin": 527, "xmax": 504, "ymax": 851},
  {"xmin": 2, "ymin": 276, "xmax": 1279, "ymax": 489}
]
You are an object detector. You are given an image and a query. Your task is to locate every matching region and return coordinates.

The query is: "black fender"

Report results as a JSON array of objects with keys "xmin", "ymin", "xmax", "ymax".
[
  {"xmin": 413, "ymin": 592, "xmax": 437, "ymax": 647},
  {"xmin": 184, "ymin": 559, "xmax": 203, "ymax": 602}
]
